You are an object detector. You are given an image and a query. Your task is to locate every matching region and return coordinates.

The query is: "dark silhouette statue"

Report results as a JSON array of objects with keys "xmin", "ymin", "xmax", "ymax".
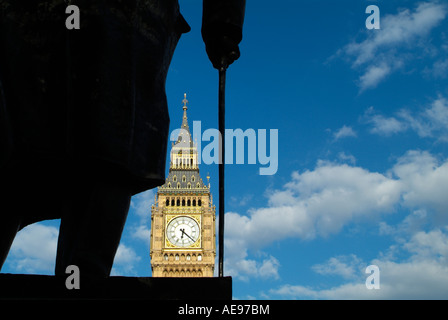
[{"xmin": 0, "ymin": 0, "xmax": 245, "ymax": 277}]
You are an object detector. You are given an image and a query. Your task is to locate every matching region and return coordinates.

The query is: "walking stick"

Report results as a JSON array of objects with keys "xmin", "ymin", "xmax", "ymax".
[{"xmin": 218, "ymin": 65, "xmax": 226, "ymax": 278}]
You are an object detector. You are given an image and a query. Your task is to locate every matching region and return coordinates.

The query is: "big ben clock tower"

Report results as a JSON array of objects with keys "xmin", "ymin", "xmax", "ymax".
[{"xmin": 150, "ymin": 94, "xmax": 216, "ymax": 277}]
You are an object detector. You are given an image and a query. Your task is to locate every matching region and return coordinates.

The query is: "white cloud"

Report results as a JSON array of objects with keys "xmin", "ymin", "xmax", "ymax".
[
  {"xmin": 424, "ymin": 58, "xmax": 448, "ymax": 78},
  {"xmin": 358, "ymin": 63, "xmax": 391, "ymax": 91},
  {"xmin": 339, "ymin": 1, "xmax": 447, "ymax": 91},
  {"xmin": 270, "ymin": 227, "xmax": 448, "ymax": 299},
  {"xmin": 130, "ymin": 189, "xmax": 155, "ymax": 220},
  {"xmin": 367, "ymin": 114, "xmax": 405, "ymax": 135},
  {"xmin": 228, "ymin": 160, "xmax": 399, "ymax": 247},
  {"xmin": 403, "ymin": 229, "xmax": 448, "ymax": 263},
  {"xmin": 224, "ymin": 159, "xmax": 401, "ymax": 279},
  {"xmin": 3, "ymin": 190, "xmax": 155, "ymax": 275},
  {"xmin": 8, "ymin": 223, "xmax": 59, "ymax": 274},
  {"xmin": 131, "ymin": 225, "xmax": 151, "ymax": 242},
  {"xmin": 230, "ymin": 194, "xmax": 254, "ymax": 207},
  {"xmin": 392, "ymin": 150, "xmax": 448, "ymax": 217},
  {"xmin": 225, "ymin": 149, "xmax": 448, "ymax": 287},
  {"xmin": 128, "ymin": 189, "xmax": 154, "ymax": 242},
  {"xmin": 271, "ymin": 282, "xmax": 383, "ymax": 300},
  {"xmin": 223, "ymin": 230, "xmax": 280, "ymax": 281},
  {"xmin": 312, "ymin": 254, "xmax": 364, "ymax": 280},
  {"xmin": 5, "ymin": 222, "xmax": 143, "ymax": 276},
  {"xmin": 258, "ymin": 256, "xmax": 280, "ymax": 279},
  {"xmin": 113, "ymin": 243, "xmax": 140, "ymax": 265},
  {"xmin": 333, "ymin": 125, "xmax": 357, "ymax": 140},
  {"xmin": 337, "ymin": 152, "xmax": 356, "ymax": 165},
  {"xmin": 424, "ymin": 96, "xmax": 448, "ymax": 136},
  {"xmin": 223, "ymin": 213, "xmax": 280, "ymax": 281},
  {"xmin": 347, "ymin": 2, "xmax": 446, "ymax": 65},
  {"xmin": 267, "ymin": 154, "xmax": 448, "ymax": 299},
  {"xmin": 111, "ymin": 243, "xmax": 141, "ymax": 276},
  {"xmin": 365, "ymin": 96, "xmax": 448, "ymax": 141},
  {"xmin": 3, "ymin": 190, "xmax": 153, "ymax": 276}
]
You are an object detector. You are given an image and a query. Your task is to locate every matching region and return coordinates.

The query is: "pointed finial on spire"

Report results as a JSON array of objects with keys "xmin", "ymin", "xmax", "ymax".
[{"xmin": 182, "ymin": 93, "xmax": 188, "ymax": 111}]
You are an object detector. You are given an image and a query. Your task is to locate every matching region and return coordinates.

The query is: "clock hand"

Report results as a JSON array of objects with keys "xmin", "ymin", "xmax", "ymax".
[
  {"xmin": 185, "ymin": 233, "xmax": 195, "ymax": 242},
  {"xmin": 180, "ymin": 228, "xmax": 185, "ymax": 239},
  {"xmin": 186, "ymin": 233, "xmax": 195, "ymax": 242},
  {"xmin": 180, "ymin": 229, "xmax": 195, "ymax": 242}
]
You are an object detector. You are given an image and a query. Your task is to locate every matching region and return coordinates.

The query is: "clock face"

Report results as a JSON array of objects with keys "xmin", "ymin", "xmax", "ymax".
[{"xmin": 166, "ymin": 216, "xmax": 200, "ymax": 247}]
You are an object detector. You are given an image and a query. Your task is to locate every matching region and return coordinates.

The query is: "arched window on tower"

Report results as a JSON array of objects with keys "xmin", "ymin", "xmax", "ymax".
[
  {"xmin": 166, "ymin": 199, "xmax": 170, "ymax": 206},
  {"xmin": 198, "ymin": 199, "xmax": 202, "ymax": 206}
]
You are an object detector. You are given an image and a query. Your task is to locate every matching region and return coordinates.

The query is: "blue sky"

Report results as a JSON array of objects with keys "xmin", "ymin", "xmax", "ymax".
[{"xmin": 3, "ymin": 0, "xmax": 448, "ymax": 299}]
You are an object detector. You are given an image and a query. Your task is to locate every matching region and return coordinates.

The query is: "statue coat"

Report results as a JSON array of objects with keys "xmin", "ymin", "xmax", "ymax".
[
  {"xmin": 0, "ymin": 0, "xmax": 244, "ymax": 227},
  {"xmin": 0, "ymin": 0, "xmax": 190, "ymax": 225}
]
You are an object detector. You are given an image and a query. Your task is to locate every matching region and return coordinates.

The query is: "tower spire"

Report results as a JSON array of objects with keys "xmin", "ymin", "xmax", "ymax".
[
  {"xmin": 171, "ymin": 93, "xmax": 197, "ymax": 169},
  {"xmin": 181, "ymin": 93, "xmax": 190, "ymax": 131},
  {"xmin": 176, "ymin": 93, "xmax": 193, "ymax": 147},
  {"xmin": 182, "ymin": 92, "xmax": 188, "ymax": 110}
]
